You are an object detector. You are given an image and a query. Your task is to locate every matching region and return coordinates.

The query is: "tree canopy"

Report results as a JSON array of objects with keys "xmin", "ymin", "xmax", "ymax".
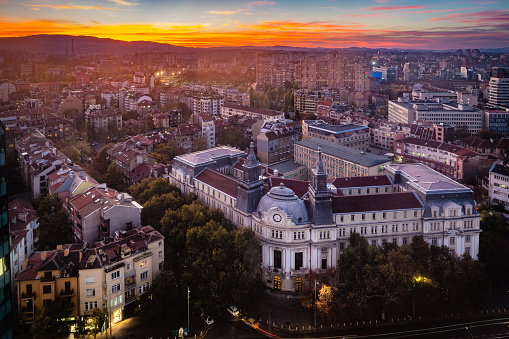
[
  {"xmin": 36, "ymin": 194, "xmax": 72, "ymax": 250},
  {"xmin": 217, "ymin": 126, "xmax": 249, "ymax": 150},
  {"xmin": 31, "ymin": 297, "xmax": 72, "ymax": 338}
]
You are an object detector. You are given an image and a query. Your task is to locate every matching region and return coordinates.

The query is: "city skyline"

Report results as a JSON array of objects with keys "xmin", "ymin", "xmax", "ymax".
[{"xmin": 0, "ymin": 0, "xmax": 508, "ymax": 50}]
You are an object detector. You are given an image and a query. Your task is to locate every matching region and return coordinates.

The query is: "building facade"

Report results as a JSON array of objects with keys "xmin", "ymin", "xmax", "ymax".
[
  {"xmin": 489, "ymin": 162, "xmax": 509, "ymax": 220},
  {"xmin": 221, "ymin": 103, "xmax": 284, "ymax": 122}
]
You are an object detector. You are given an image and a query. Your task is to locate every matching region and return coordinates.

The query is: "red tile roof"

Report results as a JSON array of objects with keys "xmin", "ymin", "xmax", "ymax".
[
  {"xmin": 331, "ymin": 175, "xmax": 392, "ymax": 189},
  {"xmin": 195, "ymin": 168, "xmax": 239, "ymax": 198},
  {"xmin": 331, "ymin": 192, "xmax": 423, "ymax": 213}
]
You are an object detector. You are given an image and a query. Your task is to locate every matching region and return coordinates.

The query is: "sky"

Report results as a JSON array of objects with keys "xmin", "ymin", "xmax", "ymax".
[{"xmin": 0, "ymin": 0, "xmax": 508, "ymax": 49}]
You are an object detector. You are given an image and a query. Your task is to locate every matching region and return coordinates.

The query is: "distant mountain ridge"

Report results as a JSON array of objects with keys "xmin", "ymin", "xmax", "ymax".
[{"xmin": 0, "ymin": 34, "xmax": 507, "ymax": 54}]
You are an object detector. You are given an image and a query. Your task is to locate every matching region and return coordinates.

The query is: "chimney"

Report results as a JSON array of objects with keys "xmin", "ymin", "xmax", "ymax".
[
  {"xmin": 64, "ymin": 248, "xmax": 69, "ymax": 256},
  {"xmin": 41, "ymin": 252, "xmax": 46, "ymax": 260}
]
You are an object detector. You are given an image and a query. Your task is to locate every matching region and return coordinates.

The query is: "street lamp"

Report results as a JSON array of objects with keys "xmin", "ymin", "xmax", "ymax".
[
  {"xmin": 465, "ymin": 326, "xmax": 474, "ymax": 339},
  {"xmin": 314, "ymin": 279, "xmax": 318, "ymax": 329},
  {"xmin": 187, "ymin": 287, "xmax": 190, "ymax": 335}
]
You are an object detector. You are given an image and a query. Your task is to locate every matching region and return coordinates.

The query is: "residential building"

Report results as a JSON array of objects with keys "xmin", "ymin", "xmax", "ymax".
[
  {"xmin": 484, "ymin": 110, "xmax": 509, "ymax": 136},
  {"xmin": 87, "ymin": 109, "xmax": 123, "ymax": 132},
  {"xmin": 304, "ymin": 123, "xmax": 370, "ymax": 151},
  {"xmin": 78, "ymin": 226, "xmax": 164, "ymax": 324},
  {"xmin": 294, "ymin": 90, "xmax": 334, "ymax": 116},
  {"xmin": 257, "ymin": 127, "xmax": 298, "ymax": 165},
  {"xmin": 221, "ymin": 103, "xmax": 284, "ymax": 122},
  {"xmin": 459, "ymin": 136, "xmax": 509, "ymax": 158},
  {"xmin": 107, "ymin": 144, "xmax": 156, "ymax": 179},
  {"xmin": 188, "ymin": 91, "xmax": 223, "ymax": 116},
  {"xmin": 16, "ymin": 244, "xmax": 82, "ymax": 325},
  {"xmin": 67, "ymin": 186, "xmax": 143, "ymax": 244},
  {"xmin": 294, "ymin": 139, "xmax": 391, "ymax": 178},
  {"xmin": 198, "ymin": 113, "xmax": 216, "ymax": 149},
  {"xmin": 0, "ymin": 82, "xmax": 16, "ymax": 102},
  {"xmin": 8, "ymin": 199, "xmax": 38, "ymax": 293},
  {"xmin": 488, "ymin": 77, "xmax": 509, "ymax": 108},
  {"xmin": 372, "ymin": 66, "xmax": 398, "ymax": 81},
  {"xmin": 489, "ymin": 162, "xmax": 509, "ymax": 220},
  {"xmin": 393, "ymin": 137, "xmax": 495, "ymax": 180}
]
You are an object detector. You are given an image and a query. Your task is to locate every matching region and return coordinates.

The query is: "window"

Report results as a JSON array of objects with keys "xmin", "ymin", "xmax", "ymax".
[
  {"xmin": 158, "ymin": 241, "xmax": 163, "ymax": 247},
  {"xmin": 111, "ymin": 270, "xmax": 120, "ymax": 281},
  {"xmin": 414, "ymin": 210, "xmax": 418, "ymax": 217},
  {"xmin": 371, "ymin": 240, "xmax": 377, "ymax": 246},
  {"xmin": 159, "ymin": 262, "xmax": 164, "ymax": 270},
  {"xmin": 383, "ymin": 212, "xmax": 386, "ymax": 219},
  {"xmin": 126, "ymin": 263, "xmax": 131, "ymax": 271},
  {"xmin": 402, "ymin": 238, "xmax": 407, "ymax": 245},
  {"xmin": 432, "ymin": 237, "xmax": 438, "ymax": 245},
  {"xmin": 321, "ymin": 258, "xmax": 327, "ymax": 270},
  {"xmin": 85, "ymin": 276, "xmax": 95, "ymax": 284},
  {"xmin": 43, "ymin": 285, "xmax": 51, "ymax": 294},
  {"xmin": 159, "ymin": 251, "xmax": 163, "ymax": 259},
  {"xmin": 362, "ymin": 214, "xmax": 365, "ymax": 221},
  {"xmin": 139, "ymin": 282, "xmax": 150, "ymax": 295},
  {"xmin": 295, "ymin": 278, "xmax": 302, "ymax": 292},
  {"xmin": 85, "ymin": 301, "xmax": 98, "ymax": 311},
  {"xmin": 466, "ymin": 235, "xmax": 471, "ymax": 243},
  {"xmin": 274, "ymin": 250, "xmax": 282, "ymax": 269},
  {"xmin": 139, "ymin": 259, "xmax": 148, "ymax": 269},
  {"xmin": 140, "ymin": 271, "xmax": 149, "ymax": 281},
  {"xmin": 465, "ymin": 247, "xmax": 471, "ymax": 255},
  {"xmin": 295, "ymin": 252, "xmax": 303, "ymax": 270},
  {"xmin": 351, "ymin": 215, "xmax": 355, "ymax": 221},
  {"xmin": 372, "ymin": 213, "xmax": 376, "ymax": 220},
  {"xmin": 450, "ymin": 237, "xmax": 455, "ymax": 245},
  {"xmin": 86, "ymin": 288, "xmax": 96, "ymax": 297},
  {"xmin": 339, "ymin": 242, "xmax": 345, "ymax": 251},
  {"xmin": 111, "ymin": 283, "xmax": 121, "ymax": 294},
  {"xmin": 110, "ymin": 295, "xmax": 123, "ymax": 308}
]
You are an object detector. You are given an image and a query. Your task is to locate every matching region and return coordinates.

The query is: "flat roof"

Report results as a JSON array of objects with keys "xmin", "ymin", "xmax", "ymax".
[
  {"xmin": 308, "ymin": 124, "xmax": 368, "ymax": 134},
  {"xmin": 385, "ymin": 163, "xmax": 469, "ymax": 192},
  {"xmin": 268, "ymin": 159, "xmax": 304, "ymax": 173},
  {"xmin": 176, "ymin": 146, "xmax": 246, "ymax": 166},
  {"xmin": 295, "ymin": 139, "xmax": 391, "ymax": 168}
]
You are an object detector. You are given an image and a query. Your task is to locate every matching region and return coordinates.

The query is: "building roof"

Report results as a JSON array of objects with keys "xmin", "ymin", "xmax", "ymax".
[
  {"xmin": 331, "ymin": 175, "xmax": 392, "ymax": 189},
  {"xmin": 222, "ymin": 103, "xmax": 283, "ymax": 117},
  {"xmin": 195, "ymin": 168, "xmax": 239, "ymax": 198},
  {"xmin": 490, "ymin": 163, "xmax": 509, "ymax": 177},
  {"xmin": 296, "ymin": 139, "xmax": 391, "ymax": 167},
  {"xmin": 385, "ymin": 163, "xmax": 469, "ymax": 192},
  {"xmin": 176, "ymin": 146, "xmax": 246, "ymax": 166},
  {"xmin": 331, "ymin": 191, "xmax": 422, "ymax": 213},
  {"xmin": 264, "ymin": 176, "xmax": 310, "ymax": 200},
  {"xmin": 308, "ymin": 123, "xmax": 369, "ymax": 135}
]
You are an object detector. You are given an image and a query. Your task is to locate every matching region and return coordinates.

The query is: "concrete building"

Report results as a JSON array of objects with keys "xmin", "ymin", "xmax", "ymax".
[
  {"xmin": 0, "ymin": 82, "xmax": 16, "ymax": 102},
  {"xmin": 221, "ymin": 103, "xmax": 284, "ymax": 122},
  {"xmin": 78, "ymin": 226, "xmax": 164, "ymax": 324},
  {"xmin": 16, "ymin": 245, "xmax": 82, "ymax": 325},
  {"xmin": 304, "ymin": 124, "xmax": 370, "ymax": 151},
  {"xmin": 489, "ymin": 162, "xmax": 509, "ymax": 220},
  {"xmin": 294, "ymin": 139, "xmax": 391, "ymax": 179},
  {"xmin": 169, "ymin": 144, "xmax": 481, "ymax": 292},
  {"xmin": 67, "ymin": 186, "xmax": 143, "ymax": 244},
  {"xmin": 388, "ymin": 97, "xmax": 483, "ymax": 134},
  {"xmin": 488, "ymin": 77, "xmax": 509, "ymax": 109},
  {"xmin": 257, "ymin": 127, "xmax": 299, "ymax": 165},
  {"xmin": 87, "ymin": 109, "xmax": 123, "ymax": 132},
  {"xmin": 484, "ymin": 110, "xmax": 509, "ymax": 136},
  {"xmin": 189, "ymin": 91, "xmax": 223, "ymax": 116},
  {"xmin": 393, "ymin": 137, "xmax": 494, "ymax": 180}
]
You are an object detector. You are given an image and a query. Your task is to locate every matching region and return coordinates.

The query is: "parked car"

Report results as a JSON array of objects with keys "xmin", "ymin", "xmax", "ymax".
[
  {"xmin": 227, "ymin": 305, "xmax": 239, "ymax": 317},
  {"xmin": 201, "ymin": 313, "xmax": 214, "ymax": 326}
]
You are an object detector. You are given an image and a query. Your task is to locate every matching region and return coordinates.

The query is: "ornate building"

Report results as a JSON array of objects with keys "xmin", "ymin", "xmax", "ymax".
[{"xmin": 169, "ymin": 145, "xmax": 481, "ymax": 292}]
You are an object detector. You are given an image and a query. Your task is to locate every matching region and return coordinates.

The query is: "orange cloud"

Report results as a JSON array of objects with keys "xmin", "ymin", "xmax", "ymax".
[
  {"xmin": 207, "ymin": 10, "xmax": 239, "ymax": 15},
  {"xmin": 248, "ymin": 1, "xmax": 276, "ymax": 5},
  {"xmin": 0, "ymin": 18, "xmax": 507, "ymax": 49},
  {"xmin": 366, "ymin": 5, "xmax": 428, "ymax": 10},
  {"xmin": 24, "ymin": 4, "xmax": 119, "ymax": 10}
]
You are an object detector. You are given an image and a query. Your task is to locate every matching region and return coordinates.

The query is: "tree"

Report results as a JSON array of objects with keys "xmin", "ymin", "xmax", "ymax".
[
  {"xmin": 192, "ymin": 136, "xmax": 207, "ymax": 152},
  {"xmin": 36, "ymin": 194, "xmax": 72, "ymax": 250},
  {"xmin": 129, "ymin": 177, "xmax": 182, "ymax": 205},
  {"xmin": 150, "ymin": 141, "xmax": 185, "ymax": 164},
  {"xmin": 217, "ymin": 127, "xmax": 249, "ymax": 150},
  {"xmin": 141, "ymin": 191, "xmax": 193, "ymax": 230},
  {"xmin": 140, "ymin": 270, "xmax": 183, "ymax": 321},
  {"xmin": 88, "ymin": 307, "xmax": 106, "ymax": 339},
  {"xmin": 104, "ymin": 162, "xmax": 127, "ymax": 192},
  {"xmin": 87, "ymin": 143, "xmax": 114, "ymax": 182},
  {"xmin": 316, "ymin": 285, "xmax": 340, "ymax": 325},
  {"xmin": 31, "ymin": 297, "xmax": 72, "ymax": 338}
]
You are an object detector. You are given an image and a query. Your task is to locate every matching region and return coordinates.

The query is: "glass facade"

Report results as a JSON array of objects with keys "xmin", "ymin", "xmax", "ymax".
[{"xmin": 0, "ymin": 121, "xmax": 12, "ymax": 339}]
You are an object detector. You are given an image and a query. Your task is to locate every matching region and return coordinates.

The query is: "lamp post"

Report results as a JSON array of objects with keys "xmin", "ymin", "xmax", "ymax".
[
  {"xmin": 187, "ymin": 287, "xmax": 190, "ymax": 335},
  {"xmin": 465, "ymin": 326, "xmax": 474, "ymax": 339}
]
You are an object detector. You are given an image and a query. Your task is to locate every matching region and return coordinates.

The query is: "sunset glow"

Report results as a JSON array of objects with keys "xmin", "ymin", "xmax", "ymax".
[{"xmin": 0, "ymin": 0, "xmax": 508, "ymax": 49}]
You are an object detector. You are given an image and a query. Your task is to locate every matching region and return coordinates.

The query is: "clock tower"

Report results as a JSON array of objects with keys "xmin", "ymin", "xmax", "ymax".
[
  {"xmin": 236, "ymin": 142, "xmax": 264, "ymax": 213},
  {"xmin": 309, "ymin": 147, "xmax": 333, "ymax": 225}
]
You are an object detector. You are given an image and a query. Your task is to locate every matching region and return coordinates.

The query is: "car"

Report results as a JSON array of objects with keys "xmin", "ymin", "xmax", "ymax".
[
  {"xmin": 227, "ymin": 305, "xmax": 239, "ymax": 317},
  {"xmin": 201, "ymin": 313, "xmax": 214, "ymax": 326},
  {"xmin": 242, "ymin": 317, "xmax": 259, "ymax": 328}
]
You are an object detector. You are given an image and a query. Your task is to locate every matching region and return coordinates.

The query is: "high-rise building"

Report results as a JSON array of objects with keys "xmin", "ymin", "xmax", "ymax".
[
  {"xmin": 488, "ymin": 76, "xmax": 509, "ymax": 109},
  {"xmin": 0, "ymin": 121, "xmax": 13, "ymax": 339}
]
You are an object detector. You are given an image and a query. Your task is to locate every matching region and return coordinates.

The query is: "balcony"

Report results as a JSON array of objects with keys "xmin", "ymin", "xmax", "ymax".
[
  {"xmin": 125, "ymin": 295, "xmax": 136, "ymax": 305},
  {"xmin": 40, "ymin": 275, "xmax": 55, "ymax": 282},
  {"xmin": 125, "ymin": 281, "xmax": 136, "ymax": 290},
  {"xmin": 60, "ymin": 288, "xmax": 74, "ymax": 297},
  {"xmin": 125, "ymin": 270, "xmax": 136, "ymax": 279},
  {"xmin": 21, "ymin": 291, "xmax": 36, "ymax": 299},
  {"xmin": 22, "ymin": 305, "xmax": 36, "ymax": 314}
]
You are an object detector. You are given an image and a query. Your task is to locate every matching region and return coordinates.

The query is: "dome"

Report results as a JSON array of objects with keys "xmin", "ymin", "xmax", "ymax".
[{"xmin": 257, "ymin": 183, "xmax": 308, "ymax": 224}]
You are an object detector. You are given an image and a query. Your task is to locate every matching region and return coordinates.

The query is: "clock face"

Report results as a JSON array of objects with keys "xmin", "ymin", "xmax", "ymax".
[{"xmin": 273, "ymin": 214, "xmax": 282, "ymax": 222}]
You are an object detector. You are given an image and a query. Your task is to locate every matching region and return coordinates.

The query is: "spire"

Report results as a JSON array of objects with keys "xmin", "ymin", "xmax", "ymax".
[
  {"xmin": 247, "ymin": 142, "xmax": 257, "ymax": 167},
  {"xmin": 317, "ymin": 146, "xmax": 325, "ymax": 174}
]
